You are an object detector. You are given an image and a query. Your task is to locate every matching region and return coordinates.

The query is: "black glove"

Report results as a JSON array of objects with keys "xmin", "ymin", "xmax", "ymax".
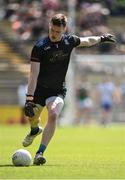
[
  {"xmin": 24, "ymin": 95, "xmax": 36, "ymax": 118},
  {"xmin": 101, "ymin": 34, "xmax": 116, "ymax": 43}
]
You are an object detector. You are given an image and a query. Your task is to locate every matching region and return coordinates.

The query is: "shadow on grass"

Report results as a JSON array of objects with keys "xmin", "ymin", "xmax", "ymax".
[
  {"xmin": 0, "ymin": 164, "xmax": 14, "ymax": 167},
  {"xmin": 0, "ymin": 164, "xmax": 64, "ymax": 167}
]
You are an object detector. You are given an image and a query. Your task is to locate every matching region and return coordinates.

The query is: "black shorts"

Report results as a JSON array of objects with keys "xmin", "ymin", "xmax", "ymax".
[{"xmin": 33, "ymin": 86, "xmax": 67, "ymax": 106}]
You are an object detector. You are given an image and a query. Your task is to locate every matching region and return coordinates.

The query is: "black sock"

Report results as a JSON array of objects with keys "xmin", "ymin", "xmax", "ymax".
[{"xmin": 30, "ymin": 127, "xmax": 39, "ymax": 135}]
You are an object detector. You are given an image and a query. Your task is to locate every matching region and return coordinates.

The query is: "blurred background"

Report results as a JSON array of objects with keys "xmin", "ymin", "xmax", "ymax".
[{"xmin": 0, "ymin": 0, "xmax": 125, "ymax": 126}]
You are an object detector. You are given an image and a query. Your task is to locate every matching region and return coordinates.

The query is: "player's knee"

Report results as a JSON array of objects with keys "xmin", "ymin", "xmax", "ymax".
[{"xmin": 48, "ymin": 109, "xmax": 58, "ymax": 120}]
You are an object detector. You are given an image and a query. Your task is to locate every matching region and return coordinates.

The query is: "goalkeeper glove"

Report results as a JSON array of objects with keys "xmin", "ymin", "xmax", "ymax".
[
  {"xmin": 24, "ymin": 95, "xmax": 36, "ymax": 118},
  {"xmin": 101, "ymin": 34, "xmax": 116, "ymax": 43}
]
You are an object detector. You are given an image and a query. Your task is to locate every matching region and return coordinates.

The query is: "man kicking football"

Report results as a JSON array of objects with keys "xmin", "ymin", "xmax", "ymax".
[{"xmin": 23, "ymin": 13, "xmax": 116, "ymax": 165}]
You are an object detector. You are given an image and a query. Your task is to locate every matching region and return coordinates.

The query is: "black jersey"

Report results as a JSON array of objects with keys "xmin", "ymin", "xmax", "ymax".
[{"xmin": 30, "ymin": 34, "xmax": 80, "ymax": 89}]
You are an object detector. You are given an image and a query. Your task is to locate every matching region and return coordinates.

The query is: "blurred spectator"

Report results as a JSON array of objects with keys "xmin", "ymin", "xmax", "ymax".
[
  {"xmin": 42, "ymin": 0, "xmax": 60, "ymax": 11},
  {"xmin": 77, "ymin": 2, "xmax": 110, "ymax": 36},
  {"xmin": 96, "ymin": 76, "xmax": 116, "ymax": 125},
  {"xmin": 75, "ymin": 83, "xmax": 93, "ymax": 125},
  {"xmin": 120, "ymin": 82, "xmax": 125, "ymax": 108},
  {"xmin": 105, "ymin": 0, "xmax": 125, "ymax": 16}
]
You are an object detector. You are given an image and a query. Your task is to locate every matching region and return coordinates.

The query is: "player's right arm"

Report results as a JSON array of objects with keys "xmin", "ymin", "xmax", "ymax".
[
  {"xmin": 25, "ymin": 45, "xmax": 41, "ymax": 117},
  {"xmin": 27, "ymin": 61, "xmax": 40, "ymax": 96},
  {"xmin": 27, "ymin": 45, "xmax": 41, "ymax": 97}
]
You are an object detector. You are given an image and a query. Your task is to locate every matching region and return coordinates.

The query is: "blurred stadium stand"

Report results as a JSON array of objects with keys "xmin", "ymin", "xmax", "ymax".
[{"xmin": 0, "ymin": 21, "xmax": 29, "ymax": 104}]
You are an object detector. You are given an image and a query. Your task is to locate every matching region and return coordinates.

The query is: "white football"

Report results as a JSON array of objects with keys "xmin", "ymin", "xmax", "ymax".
[{"xmin": 12, "ymin": 149, "xmax": 32, "ymax": 166}]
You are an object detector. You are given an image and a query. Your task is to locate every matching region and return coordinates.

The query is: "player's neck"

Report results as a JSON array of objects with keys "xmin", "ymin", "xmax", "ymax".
[{"xmin": 49, "ymin": 35, "xmax": 63, "ymax": 43}]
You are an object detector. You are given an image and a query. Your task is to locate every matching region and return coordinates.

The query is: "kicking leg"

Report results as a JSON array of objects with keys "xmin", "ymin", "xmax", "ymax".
[{"xmin": 22, "ymin": 104, "xmax": 44, "ymax": 147}]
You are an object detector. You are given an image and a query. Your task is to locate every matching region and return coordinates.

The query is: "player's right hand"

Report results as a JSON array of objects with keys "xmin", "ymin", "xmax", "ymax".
[
  {"xmin": 24, "ymin": 101, "xmax": 36, "ymax": 118},
  {"xmin": 24, "ymin": 95, "xmax": 36, "ymax": 118}
]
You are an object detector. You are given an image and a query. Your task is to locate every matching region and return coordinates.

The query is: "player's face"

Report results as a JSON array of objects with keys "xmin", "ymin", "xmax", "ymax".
[{"xmin": 49, "ymin": 23, "xmax": 66, "ymax": 42}]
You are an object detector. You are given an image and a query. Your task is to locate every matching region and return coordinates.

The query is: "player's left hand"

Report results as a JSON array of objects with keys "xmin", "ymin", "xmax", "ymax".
[{"xmin": 101, "ymin": 34, "xmax": 116, "ymax": 43}]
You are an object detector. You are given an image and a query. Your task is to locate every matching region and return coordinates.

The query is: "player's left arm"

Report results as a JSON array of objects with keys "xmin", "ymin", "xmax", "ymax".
[{"xmin": 78, "ymin": 34, "xmax": 116, "ymax": 47}]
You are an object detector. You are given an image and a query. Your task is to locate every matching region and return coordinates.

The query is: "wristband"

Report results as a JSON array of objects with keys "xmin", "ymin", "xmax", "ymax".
[{"xmin": 26, "ymin": 94, "xmax": 34, "ymax": 101}]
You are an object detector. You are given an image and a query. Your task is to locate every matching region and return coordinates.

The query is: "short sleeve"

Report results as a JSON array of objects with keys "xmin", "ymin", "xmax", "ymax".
[
  {"xmin": 30, "ymin": 45, "xmax": 41, "ymax": 62},
  {"xmin": 71, "ymin": 35, "xmax": 80, "ymax": 47}
]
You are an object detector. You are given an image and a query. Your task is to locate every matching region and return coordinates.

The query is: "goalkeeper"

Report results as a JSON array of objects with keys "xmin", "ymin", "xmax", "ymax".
[{"xmin": 22, "ymin": 13, "xmax": 116, "ymax": 165}]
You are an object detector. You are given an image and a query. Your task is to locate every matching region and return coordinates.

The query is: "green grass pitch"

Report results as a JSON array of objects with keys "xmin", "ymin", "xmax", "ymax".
[{"xmin": 0, "ymin": 124, "xmax": 124, "ymax": 179}]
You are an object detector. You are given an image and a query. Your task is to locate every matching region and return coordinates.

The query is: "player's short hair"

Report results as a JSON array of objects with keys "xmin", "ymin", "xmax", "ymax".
[{"xmin": 50, "ymin": 14, "xmax": 67, "ymax": 27}]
